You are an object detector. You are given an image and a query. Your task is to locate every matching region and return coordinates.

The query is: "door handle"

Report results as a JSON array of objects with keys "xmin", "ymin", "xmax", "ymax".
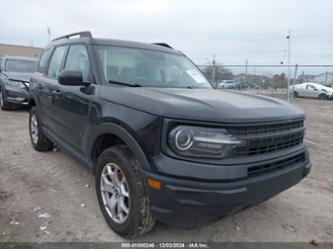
[{"xmin": 36, "ymin": 84, "xmax": 43, "ymax": 90}]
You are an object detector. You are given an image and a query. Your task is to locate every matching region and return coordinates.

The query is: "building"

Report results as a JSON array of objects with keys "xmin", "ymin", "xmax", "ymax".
[
  {"xmin": 297, "ymin": 73, "xmax": 316, "ymax": 83},
  {"xmin": 313, "ymin": 72, "xmax": 333, "ymax": 86},
  {"xmin": 0, "ymin": 43, "xmax": 43, "ymax": 58}
]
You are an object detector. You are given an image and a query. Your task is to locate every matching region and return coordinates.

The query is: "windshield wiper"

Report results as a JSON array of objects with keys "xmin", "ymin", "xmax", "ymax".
[{"xmin": 108, "ymin": 80, "xmax": 142, "ymax": 87}]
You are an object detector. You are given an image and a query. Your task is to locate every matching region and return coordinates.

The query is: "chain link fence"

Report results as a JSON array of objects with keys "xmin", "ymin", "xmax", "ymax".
[{"xmin": 197, "ymin": 64, "xmax": 333, "ymax": 102}]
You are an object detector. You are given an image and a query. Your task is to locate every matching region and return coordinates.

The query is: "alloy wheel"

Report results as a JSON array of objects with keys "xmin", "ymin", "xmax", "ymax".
[
  {"xmin": 0, "ymin": 91, "xmax": 3, "ymax": 108},
  {"xmin": 30, "ymin": 114, "xmax": 39, "ymax": 145},
  {"xmin": 100, "ymin": 162, "xmax": 130, "ymax": 224}
]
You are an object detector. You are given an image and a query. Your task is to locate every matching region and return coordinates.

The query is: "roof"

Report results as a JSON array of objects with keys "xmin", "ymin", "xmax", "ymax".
[
  {"xmin": 2, "ymin": 55, "xmax": 38, "ymax": 61},
  {"xmin": 314, "ymin": 72, "xmax": 333, "ymax": 77},
  {"xmin": 301, "ymin": 82, "xmax": 327, "ymax": 86},
  {"xmin": 0, "ymin": 43, "xmax": 42, "ymax": 50},
  {"xmin": 0, "ymin": 43, "xmax": 42, "ymax": 58},
  {"xmin": 46, "ymin": 31, "xmax": 180, "ymax": 55}
]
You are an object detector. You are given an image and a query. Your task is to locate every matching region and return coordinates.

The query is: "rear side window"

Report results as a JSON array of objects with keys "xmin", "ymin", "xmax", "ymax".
[
  {"xmin": 64, "ymin": 45, "xmax": 90, "ymax": 82},
  {"xmin": 306, "ymin": 84, "xmax": 315, "ymax": 90},
  {"xmin": 38, "ymin": 49, "xmax": 51, "ymax": 73},
  {"xmin": 47, "ymin": 46, "xmax": 67, "ymax": 78}
]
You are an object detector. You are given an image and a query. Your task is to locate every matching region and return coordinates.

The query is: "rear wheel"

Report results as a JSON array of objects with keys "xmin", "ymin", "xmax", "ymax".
[
  {"xmin": 96, "ymin": 145, "xmax": 155, "ymax": 238},
  {"xmin": 0, "ymin": 90, "xmax": 12, "ymax": 110},
  {"xmin": 29, "ymin": 107, "xmax": 53, "ymax": 151}
]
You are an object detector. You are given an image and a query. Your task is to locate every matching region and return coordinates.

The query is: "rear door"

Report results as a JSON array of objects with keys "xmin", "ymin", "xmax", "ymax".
[
  {"xmin": 42, "ymin": 45, "xmax": 68, "ymax": 134},
  {"xmin": 30, "ymin": 48, "xmax": 52, "ymax": 125},
  {"xmin": 295, "ymin": 84, "xmax": 305, "ymax": 97}
]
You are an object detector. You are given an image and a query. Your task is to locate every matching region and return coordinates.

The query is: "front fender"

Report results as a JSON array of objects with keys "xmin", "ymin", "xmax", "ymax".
[{"xmin": 86, "ymin": 122, "xmax": 153, "ymax": 172}]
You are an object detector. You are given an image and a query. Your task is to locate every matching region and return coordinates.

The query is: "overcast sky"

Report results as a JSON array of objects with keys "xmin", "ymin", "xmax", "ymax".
[{"xmin": 1, "ymin": 0, "xmax": 333, "ymax": 67}]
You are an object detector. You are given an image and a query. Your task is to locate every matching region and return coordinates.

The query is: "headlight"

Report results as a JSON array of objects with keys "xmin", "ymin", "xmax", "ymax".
[
  {"xmin": 168, "ymin": 125, "xmax": 244, "ymax": 158},
  {"xmin": 6, "ymin": 80, "xmax": 26, "ymax": 89}
]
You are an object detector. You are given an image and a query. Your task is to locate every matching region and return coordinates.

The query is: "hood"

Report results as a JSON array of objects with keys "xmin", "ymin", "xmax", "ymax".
[
  {"xmin": 3, "ymin": 72, "xmax": 33, "ymax": 83},
  {"xmin": 99, "ymin": 87, "xmax": 305, "ymax": 123}
]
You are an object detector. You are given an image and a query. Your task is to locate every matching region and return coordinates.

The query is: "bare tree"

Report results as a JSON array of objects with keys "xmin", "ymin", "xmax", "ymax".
[
  {"xmin": 273, "ymin": 73, "xmax": 287, "ymax": 88},
  {"xmin": 201, "ymin": 64, "xmax": 234, "ymax": 82}
]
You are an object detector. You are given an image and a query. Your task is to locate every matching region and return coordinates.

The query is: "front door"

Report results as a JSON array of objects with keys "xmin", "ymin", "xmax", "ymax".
[
  {"xmin": 55, "ymin": 44, "xmax": 93, "ymax": 152},
  {"xmin": 305, "ymin": 84, "xmax": 317, "ymax": 98}
]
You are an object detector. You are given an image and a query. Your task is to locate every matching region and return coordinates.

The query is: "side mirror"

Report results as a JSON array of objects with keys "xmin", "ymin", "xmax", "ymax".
[{"xmin": 58, "ymin": 70, "xmax": 90, "ymax": 86}]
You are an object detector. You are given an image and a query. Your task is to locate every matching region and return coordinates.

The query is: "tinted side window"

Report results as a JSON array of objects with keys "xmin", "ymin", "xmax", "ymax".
[
  {"xmin": 38, "ymin": 49, "xmax": 51, "ymax": 73},
  {"xmin": 64, "ymin": 45, "xmax": 90, "ymax": 81},
  {"xmin": 306, "ymin": 84, "xmax": 315, "ymax": 90},
  {"xmin": 47, "ymin": 46, "xmax": 66, "ymax": 78}
]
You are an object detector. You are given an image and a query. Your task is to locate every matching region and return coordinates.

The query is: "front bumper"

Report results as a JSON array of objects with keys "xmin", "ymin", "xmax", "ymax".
[
  {"xmin": 2, "ymin": 84, "xmax": 30, "ymax": 105},
  {"xmin": 143, "ymin": 148, "xmax": 311, "ymax": 229}
]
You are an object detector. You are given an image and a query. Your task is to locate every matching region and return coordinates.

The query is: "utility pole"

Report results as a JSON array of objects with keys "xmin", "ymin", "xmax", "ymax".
[
  {"xmin": 286, "ymin": 30, "xmax": 291, "ymax": 102},
  {"xmin": 212, "ymin": 55, "xmax": 216, "ymax": 84},
  {"xmin": 325, "ymin": 71, "xmax": 328, "ymax": 85},
  {"xmin": 244, "ymin": 59, "xmax": 248, "ymax": 84},
  {"xmin": 47, "ymin": 27, "xmax": 51, "ymax": 42},
  {"xmin": 291, "ymin": 64, "xmax": 298, "ymax": 102},
  {"xmin": 258, "ymin": 73, "xmax": 263, "ymax": 94},
  {"xmin": 301, "ymin": 71, "xmax": 304, "ymax": 82}
]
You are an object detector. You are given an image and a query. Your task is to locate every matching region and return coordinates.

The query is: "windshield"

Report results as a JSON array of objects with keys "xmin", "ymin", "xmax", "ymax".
[
  {"xmin": 5, "ymin": 59, "xmax": 37, "ymax": 73},
  {"xmin": 95, "ymin": 46, "xmax": 211, "ymax": 88}
]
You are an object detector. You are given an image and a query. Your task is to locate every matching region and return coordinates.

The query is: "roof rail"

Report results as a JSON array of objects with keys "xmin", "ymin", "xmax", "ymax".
[
  {"xmin": 52, "ymin": 31, "xmax": 93, "ymax": 41},
  {"xmin": 152, "ymin": 43, "xmax": 173, "ymax": 49}
]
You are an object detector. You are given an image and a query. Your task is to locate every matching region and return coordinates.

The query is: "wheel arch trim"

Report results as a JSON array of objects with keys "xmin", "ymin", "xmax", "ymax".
[{"xmin": 87, "ymin": 122, "xmax": 152, "ymax": 172}]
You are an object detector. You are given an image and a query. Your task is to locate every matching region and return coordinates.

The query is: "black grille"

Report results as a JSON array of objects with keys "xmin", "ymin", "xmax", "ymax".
[
  {"xmin": 228, "ymin": 119, "xmax": 304, "ymax": 136},
  {"xmin": 248, "ymin": 153, "xmax": 306, "ymax": 177},
  {"xmin": 228, "ymin": 119, "xmax": 304, "ymax": 157}
]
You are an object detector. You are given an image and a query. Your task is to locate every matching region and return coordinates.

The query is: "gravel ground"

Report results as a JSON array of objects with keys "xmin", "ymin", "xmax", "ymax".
[{"xmin": 0, "ymin": 97, "xmax": 332, "ymax": 242}]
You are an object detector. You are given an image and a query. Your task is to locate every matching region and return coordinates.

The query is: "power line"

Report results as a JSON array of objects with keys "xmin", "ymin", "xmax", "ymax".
[{"xmin": 197, "ymin": 64, "xmax": 333, "ymax": 67}]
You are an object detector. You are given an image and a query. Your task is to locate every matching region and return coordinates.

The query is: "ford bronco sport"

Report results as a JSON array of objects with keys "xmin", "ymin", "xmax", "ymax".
[{"xmin": 29, "ymin": 31, "xmax": 311, "ymax": 238}]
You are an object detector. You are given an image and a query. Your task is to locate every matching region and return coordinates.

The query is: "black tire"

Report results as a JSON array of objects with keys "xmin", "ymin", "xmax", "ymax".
[
  {"xmin": 96, "ymin": 145, "xmax": 155, "ymax": 238},
  {"xmin": 29, "ymin": 106, "xmax": 53, "ymax": 151},
  {"xmin": 319, "ymin": 93, "xmax": 328, "ymax": 100},
  {"xmin": 0, "ymin": 90, "xmax": 12, "ymax": 110},
  {"xmin": 293, "ymin": 91, "xmax": 299, "ymax": 98}
]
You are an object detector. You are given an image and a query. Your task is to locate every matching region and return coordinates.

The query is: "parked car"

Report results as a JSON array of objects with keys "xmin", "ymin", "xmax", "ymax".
[
  {"xmin": 0, "ymin": 56, "xmax": 38, "ymax": 110},
  {"xmin": 291, "ymin": 82, "xmax": 333, "ymax": 100},
  {"xmin": 248, "ymin": 82, "xmax": 259, "ymax": 89},
  {"xmin": 29, "ymin": 31, "xmax": 311, "ymax": 238},
  {"xmin": 216, "ymin": 80, "xmax": 238, "ymax": 89}
]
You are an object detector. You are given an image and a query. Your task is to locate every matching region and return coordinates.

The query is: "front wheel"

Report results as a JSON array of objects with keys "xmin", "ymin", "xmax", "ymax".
[
  {"xmin": 319, "ymin": 93, "xmax": 328, "ymax": 100},
  {"xmin": 0, "ymin": 90, "xmax": 12, "ymax": 110},
  {"xmin": 29, "ymin": 107, "xmax": 53, "ymax": 151},
  {"xmin": 96, "ymin": 145, "xmax": 155, "ymax": 238},
  {"xmin": 293, "ymin": 91, "xmax": 299, "ymax": 98}
]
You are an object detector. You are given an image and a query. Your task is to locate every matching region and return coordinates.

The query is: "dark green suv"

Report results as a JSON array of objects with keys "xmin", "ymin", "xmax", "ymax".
[{"xmin": 29, "ymin": 31, "xmax": 311, "ymax": 238}]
